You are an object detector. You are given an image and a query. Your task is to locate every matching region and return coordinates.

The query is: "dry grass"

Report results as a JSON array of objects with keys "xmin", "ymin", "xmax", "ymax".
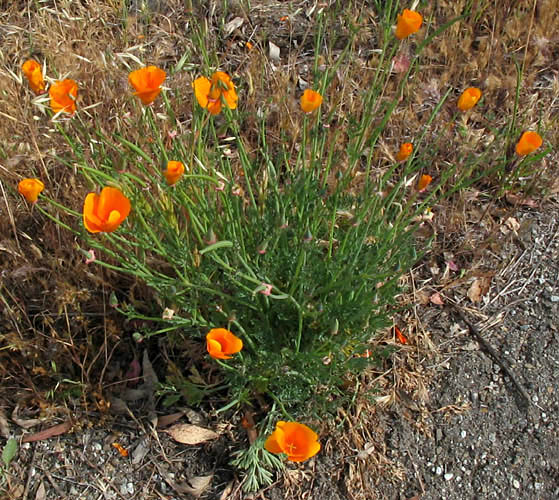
[{"xmin": 1, "ymin": 0, "xmax": 558, "ymax": 497}]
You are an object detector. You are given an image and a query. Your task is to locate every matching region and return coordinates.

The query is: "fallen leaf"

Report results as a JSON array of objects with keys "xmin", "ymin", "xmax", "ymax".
[
  {"xmin": 0, "ymin": 408, "xmax": 10, "ymax": 438},
  {"xmin": 218, "ymin": 481, "xmax": 234, "ymax": 500},
  {"xmin": 156, "ymin": 411, "xmax": 186, "ymax": 429},
  {"xmin": 165, "ymin": 423, "xmax": 219, "ymax": 445},
  {"xmin": 505, "ymin": 192, "xmax": 538, "ymax": 208},
  {"xmin": 223, "ymin": 16, "xmax": 243, "ymax": 36},
  {"xmin": 504, "ymin": 217, "xmax": 520, "ymax": 233},
  {"xmin": 268, "ymin": 41, "xmax": 280, "ymax": 61},
  {"xmin": 430, "ymin": 292, "xmax": 444, "ymax": 305},
  {"xmin": 183, "ymin": 475, "xmax": 213, "ymax": 497},
  {"xmin": 132, "ymin": 439, "xmax": 150, "ymax": 465},
  {"xmin": 467, "ymin": 277, "xmax": 492, "ymax": 303},
  {"xmin": 2, "ymin": 437, "xmax": 17, "ymax": 467},
  {"xmin": 34, "ymin": 482, "xmax": 46, "ymax": 500},
  {"xmin": 22, "ymin": 421, "xmax": 71, "ymax": 443}
]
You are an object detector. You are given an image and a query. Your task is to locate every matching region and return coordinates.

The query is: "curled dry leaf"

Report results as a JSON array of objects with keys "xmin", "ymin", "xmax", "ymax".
[
  {"xmin": 268, "ymin": 41, "xmax": 280, "ymax": 61},
  {"xmin": 165, "ymin": 423, "xmax": 219, "ymax": 445},
  {"xmin": 467, "ymin": 277, "xmax": 492, "ymax": 303},
  {"xmin": 430, "ymin": 292, "xmax": 444, "ymax": 305},
  {"xmin": 223, "ymin": 16, "xmax": 244, "ymax": 36},
  {"xmin": 184, "ymin": 475, "xmax": 213, "ymax": 497}
]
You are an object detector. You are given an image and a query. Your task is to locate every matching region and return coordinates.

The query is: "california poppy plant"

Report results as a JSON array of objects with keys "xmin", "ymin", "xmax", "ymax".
[
  {"xmin": 396, "ymin": 142, "xmax": 413, "ymax": 162},
  {"xmin": 193, "ymin": 71, "xmax": 238, "ymax": 115},
  {"xmin": 417, "ymin": 174, "xmax": 432, "ymax": 191},
  {"xmin": 300, "ymin": 89, "xmax": 323, "ymax": 113},
  {"xmin": 18, "ymin": 178, "xmax": 44, "ymax": 203},
  {"xmin": 49, "ymin": 79, "xmax": 78, "ymax": 114},
  {"xmin": 83, "ymin": 186, "xmax": 131, "ymax": 233},
  {"xmin": 515, "ymin": 131, "xmax": 542, "ymax": 156},
  {"xmin": 164, "ymin": 161, "xmax": 185, "ymax": 185},
  {"xmin": 206, "ymin": 328, "xmax": 243, "ymax": 360},
  {"xmin": 128, "ymin": 66, "xmax": 166, "ymax": 105},
  {"xmin": 395, "ymin": 9, "xmax": 423, "ymax": 40},
  {"xmin": 22, "ymin": 60, "xmax": 45, "ymax": 94},
  {"xmin": 264, "ymin": 421, "xmax": 321, "ymax": 462},
  {"xmin": 457, "ymin": 87, "xmax": 482, "ymax": 111}
]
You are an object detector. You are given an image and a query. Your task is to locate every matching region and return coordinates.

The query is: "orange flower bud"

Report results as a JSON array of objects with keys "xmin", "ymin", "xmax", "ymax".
[
  {"xmin": 264, "ymin": 421, "xmax": 321, "ymax": 462},
  {"xmin": 22, "ymin": 60, "xmax": 45, "ymax": 94},
  {"xmin": 193, "ymin": 71, "xmax": 238, "ymax": 115},
  {"xmin": 163, "ymin": 161, "xmax": 185, "ymax": 185},
  {"xmin": 18, "ymin": 178, "xmax": 44, "ymax": 203},
  {"xmin": 396, "ymin": 142, "xmax": 413, "ymax": 161},
  {"xmin": 300, "ymin": 89, "xmax": 323, "ymax": 113},
  {"xmin": 417, "ymin": 174, "xmax": 432, "ymax": 191},
  {"xmin": 128, "ymin": 66, "xmax": 166, "ymax": 105},
  {"xmin": 206, "ymin": 328, "xmax": 243, "ymax": 359},
  {"xmin": 457, "ymin": 87, "xmax": 482, "ymax": 111},
  {"xmin": 49, "ymin": 79, "xmax": 78, "ymax": 114},
  {"xmin": 515, "ymin": 131, "xmax": 542, "ymax": 156},
  {"xmin": 395, "ymin": 9, "xmax": 423, "ymax": 40},
  {"xmin": 83, "ymin": 186, "xmax": 131, "ymax": 233}
]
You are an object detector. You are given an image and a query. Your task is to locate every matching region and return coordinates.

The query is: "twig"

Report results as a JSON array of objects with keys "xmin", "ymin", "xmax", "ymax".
[{"xmin": 449, "ymin": 304, "xmax": 532, "ymax": 408}]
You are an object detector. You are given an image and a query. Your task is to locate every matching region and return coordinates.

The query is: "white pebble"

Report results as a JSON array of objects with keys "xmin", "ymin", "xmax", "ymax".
[
  {"xmin": 513, "ymin": 479, "xmax": 520, "ymax": 489},
  {"xmin": 444, "ymin": 473, "xmax": 454, "ymax": 481}
]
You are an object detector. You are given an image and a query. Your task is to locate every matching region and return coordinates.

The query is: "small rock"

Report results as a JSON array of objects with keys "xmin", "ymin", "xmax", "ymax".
[
  {"xmin": 535, "ymin": 482, "xmax": 543, "ymax": 490},
  {"xmin": 513, "ymin": 479, "xmax": 520, "ymax": 489},
  {"xmin": 460, "ymin": 430, "xmax": 467, "ymax": 439},
  {"xmin": 436, "ymin": 429, "xmax": 443, "ymax": 441},
  {"xmin": 435, "ymin": 466, "xmax": 443, "ymax": 476},
  {"xmin": 444, "ymin": 473, "xmax": 454, "ymax": 481},
  {"xmin": 550, "ymin": 295, "xmax": 559, "ymax": 302}
]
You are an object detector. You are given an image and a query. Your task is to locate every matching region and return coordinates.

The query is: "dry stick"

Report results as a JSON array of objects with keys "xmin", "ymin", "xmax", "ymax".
[{"xmin": 449, "ymin": 304, "xmax": 532, "ymax": 408}]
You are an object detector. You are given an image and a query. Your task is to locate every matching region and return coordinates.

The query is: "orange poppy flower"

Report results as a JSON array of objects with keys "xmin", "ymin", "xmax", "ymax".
[
  {"xmin": 300, "ymin": 89, "xmax": 323, "ymax": 113},
  {"xmin": 164, "ymin": 161, "xmax": 185, "ymax": 185},
  {"xmin": 83, "ymin": 186, "xmax": 131, "ymax": 233},
  {"xmin": 515, "ymin": 131, "xmax": 542, "ymax": 156},
  {"xmin": 264, "ymin": 421, "xmax": 321, "ymax": 462},
  {"xmin": 49, "ymin": 79, "xmax": 78, "ymax": 114},
  {"xmin": 18, "ymin": 178, "xmax": 44, "ymax": 203},
  {"xmin": 128, "ymin": 66, "xmax": 166, "ymax": 105},
  {"xmin": 193, "ymin": 71, "xmax": 238, "ymax": 115},
  {"xmin": 396, "ymin": 142, "xmax": 413, "ymax": 161},
  {"xmin": 417, "ymin": 174, "xmax": 432, "ymax": 191},
  {"xmin": 457, "ymin": 87, "xmax": 482, "ymax": 111},
  {"xmin": 206, "ymin": 328, "xmax": 243, "ymax": 359},
  {"xmin": 22, "ymin": 60, "xmax": 45, "ymax": 94},
  {"xmin": 395, "ymin": 9, "xmax": 423, "ymax": 40}
]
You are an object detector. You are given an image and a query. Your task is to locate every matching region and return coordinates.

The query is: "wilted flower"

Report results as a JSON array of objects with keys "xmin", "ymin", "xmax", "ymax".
[
  {"xmin": 163, "ymin": 160, "xmax": 185, "ymax": 185},
  {"xmin": 22, "ymin": 60, "xmax": 45, "ymax": 94},
  {"xmin": 300, "ymin": 89, "xmax": 323, "ymax": 113},
  {"xmin": 18, "ymin": 178, "xmax": 44, "ymax": 203},
  {"xmin": 206, "ymin": 328, "xmax": 243, "ymax": 359},
  {"xmin": 49, "ymin": 79, "xmax": 78, "ymax": 114},
  {"xmin": 417, "ymin": 174, "xmax": 432, "ymax": 191},
  {"xmin": 193, "ymin": 71, "xmax": 238, "ymax": 115},
  {"xmin": 83, "ymin": 186, "xmax": 131, "ymax": 233},
  {"xmin": 396, "ymin": 142, "xmax": 413, "ymax": 161},
  {"xmin": 128, "ymin": 66, "xmax": 166, "ymax": 105},
  {"xmin": 515, "ymin": 131, "xmax": 542, "ymax": 156},
  {"xmin": 264, "ymin": 421, "xmax": 321, "ymax": 462},
  {"xmin": 457, "ymin": 87, "xmax": 482, "ymax": 111},
  {"xmin": 395, "ymin": 9, "xmax": 423, "ymax": 40}
]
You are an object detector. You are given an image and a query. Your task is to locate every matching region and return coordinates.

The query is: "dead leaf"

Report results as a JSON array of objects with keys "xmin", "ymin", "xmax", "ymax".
[
  {"xmin": 34, "ymin": 481, "xmax": 46, "ymax": 500},
  {"xmin": 218, "ymin": 481, "xmax": 234, "ymax": 500},
  {"xmin": 165, "ymin": 423, "xmax": 218, "ymax": 445},
  {"xmin": 183, "ymin": 475, "xmax": 213, "ymax": 497},
  {"xmin": 268, "ymin": 41, "xmax": 280, "ymax": 61},
  {"xmin": 0, "ymin": 408, "xmax": 10, "ymax": 438},
  {"xmin": 467, "ymin": 277, "xmax": 492, "ymax": 303},
  {"xmin": 504, "ymin": 217, "xmax": 520, "ymax": 233},
  {"xmin": 505, "ymin": 192, "xmax": 538, "ymax": 208},
  {"xmin": 430, "ymin": 292, "xmax": 444, "ymax": 305},
  {"xmin": 22, "ymin": 421, "xmax": 72, "ymax": 443},
  {"xmin": 156, "ymin": 411, "xmax": 186, "ymax": 429},
  {"xmin": 223, "ymin": 16, "xmax": 243, "ymax": 36}
]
